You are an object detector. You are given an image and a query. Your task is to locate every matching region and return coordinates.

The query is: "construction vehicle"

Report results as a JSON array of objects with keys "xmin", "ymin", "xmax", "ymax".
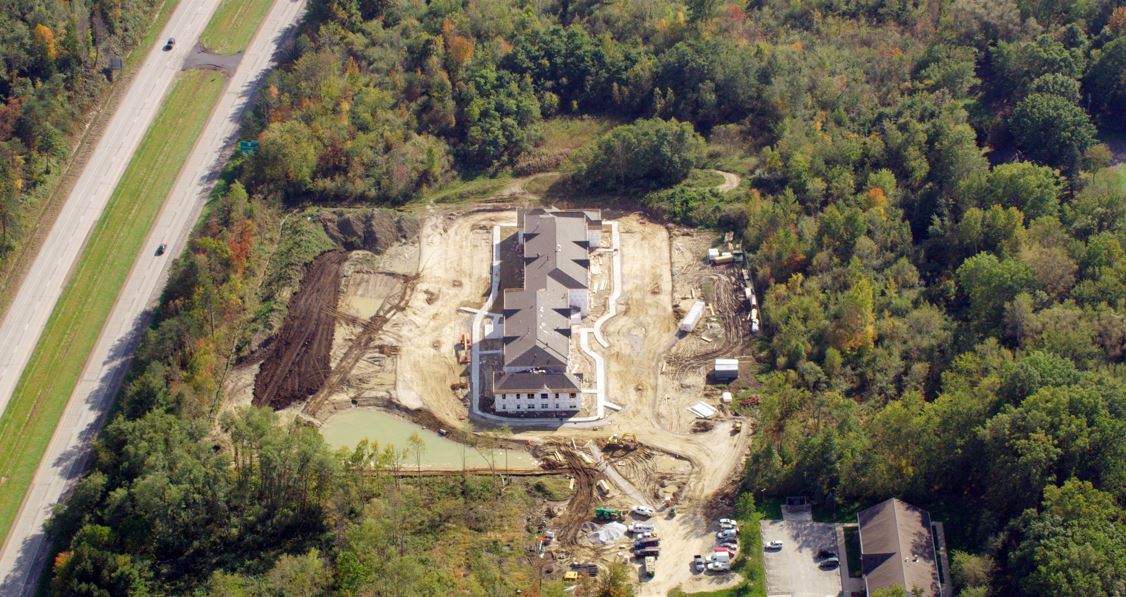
[
  {"xmin": 456, "ymin": 332, "xmax": 470, "ymax": 364},
  {"xmin": 732, "ymin": 420, "xmax": 743, "ymax": 433},
  {"xmin": 595, "ymin": 507, "xmax": 623, "ymax": 521},
  {"xmin": 643, "ymin": 555, "xmax": 656, "ymax": 576},
  {"xmin": 606, "ymin": 433, "xmax": 638, "ymax": 449}
]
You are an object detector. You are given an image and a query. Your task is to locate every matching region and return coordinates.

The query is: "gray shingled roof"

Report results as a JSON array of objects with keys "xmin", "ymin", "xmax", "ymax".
[
  {"xmin": 502, "ymin": 279, "xmax": 571, "ymax": 369},
  {"xmin": 523, "ymin": 210, "xmax": 590, "ymax": 291},
  {"xmin": 496, "ymin": 209, "xmax": 598, "ymax": 394},
  {"xmin": 858, "ymin": 498, "xmax": 942, "ymax": 597}
]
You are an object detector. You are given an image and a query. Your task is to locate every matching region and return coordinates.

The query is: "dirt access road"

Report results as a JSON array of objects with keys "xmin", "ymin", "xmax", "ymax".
[{"xmin": 0, "ymin": 1, "xmax": 308, "ymax": 593}]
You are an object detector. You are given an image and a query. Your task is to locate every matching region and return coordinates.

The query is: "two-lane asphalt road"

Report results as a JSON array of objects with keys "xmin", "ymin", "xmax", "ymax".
[{"xmin": 0, "ymin": 0, "xmax": 307, "ymax": 593}]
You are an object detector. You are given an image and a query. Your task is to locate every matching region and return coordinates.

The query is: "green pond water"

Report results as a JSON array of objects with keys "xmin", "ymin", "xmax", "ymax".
[{"xmin": 319, "ymin": 408, "xmax": 537, "ymax": 470}]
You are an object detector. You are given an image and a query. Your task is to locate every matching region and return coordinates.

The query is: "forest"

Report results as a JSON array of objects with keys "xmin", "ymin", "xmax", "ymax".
[
  {"xmin": 0, "ymin": 0, "xmax": 167, "ymax": 259},
  {"xmin": 43, "ymin": 0, "xmax": 1124, "ymax": 595}
]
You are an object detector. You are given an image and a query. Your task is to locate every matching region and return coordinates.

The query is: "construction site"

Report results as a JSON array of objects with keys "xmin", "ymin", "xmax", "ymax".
[{"xmin": 221, "ymin": 178, "xmax": 761, "ymax": 594}]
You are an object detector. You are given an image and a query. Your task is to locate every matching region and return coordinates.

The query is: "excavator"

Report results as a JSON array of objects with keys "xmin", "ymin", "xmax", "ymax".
[{"xmin": 606, "ymin": 433, "xmax": 638, "ymax": 449}]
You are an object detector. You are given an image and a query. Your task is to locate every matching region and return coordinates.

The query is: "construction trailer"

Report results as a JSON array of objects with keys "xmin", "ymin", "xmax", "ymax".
[
  {"xmin": 713, "ymin": 358, "xmax": 739, "ymax": 381},
  {"xmin": 679, "ymin": 300, "xmax": 706, "ymax": 332}
]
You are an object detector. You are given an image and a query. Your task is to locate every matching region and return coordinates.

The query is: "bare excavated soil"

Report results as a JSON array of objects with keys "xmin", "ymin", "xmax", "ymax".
[{"xmin": 253, "ymin": 250, "xmax": 348, "ymax": 409}]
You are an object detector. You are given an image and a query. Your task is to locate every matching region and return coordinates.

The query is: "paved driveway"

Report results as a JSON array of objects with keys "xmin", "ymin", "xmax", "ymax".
[{"xmin": 761, "ymin": 520, "xmax": 844, "ymax": 597}]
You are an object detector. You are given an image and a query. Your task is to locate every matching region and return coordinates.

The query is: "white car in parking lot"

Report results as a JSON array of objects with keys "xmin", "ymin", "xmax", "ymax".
[
  {"xmin": 717, "ymin": 529, "xmax": 738, "ymax": 540},
  {"xmin": 718, "ymin": 518, "xmax": 739, "ymax": 529},
  {"xmin": 766, "ymin": 540, "xmax": 784, "ymax": 551}
]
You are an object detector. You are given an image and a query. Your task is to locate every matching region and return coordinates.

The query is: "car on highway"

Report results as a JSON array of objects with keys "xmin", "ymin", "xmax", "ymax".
[
  {"xmin": 819, "ymin": 557, "xmax": 840, "ymax": 570},
  {"xmin": 164, "ymin": 37, "xmax": 175, "ymax": 51},
  {"xmin": 765, "ymin": 540, "xmax": 784, "ymax": 551},
  {"xmin": 632, "ymin": 505, "xmax": 655, "ymax": 517},
  {"xmin": 692, "ymin": 555, "xmax": 705, "ymax": 573},
  {"xmin": 155, "ymin": 243, "xmax": 167, "ymax": 256}
]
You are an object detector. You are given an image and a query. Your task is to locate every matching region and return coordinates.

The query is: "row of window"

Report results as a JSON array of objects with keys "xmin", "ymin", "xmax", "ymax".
[{"xmin": 506, "ymin": 392, "xmax": 574, "ymax": 400}]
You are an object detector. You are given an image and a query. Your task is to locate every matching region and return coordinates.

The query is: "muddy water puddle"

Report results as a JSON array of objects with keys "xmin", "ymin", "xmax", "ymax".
[{"xmin": 319, "ymin": 408, "xmax": 537, "ymax": 470}]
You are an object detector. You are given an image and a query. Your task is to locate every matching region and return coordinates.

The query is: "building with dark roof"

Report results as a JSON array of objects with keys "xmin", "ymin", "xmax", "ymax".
[
  {"xmin": 493, "ymin": 209, "xmax": 601, "ymax": 414},
  {"xmin": 857, "ymin": 498, "xmax": 943, "ymax": 596}
]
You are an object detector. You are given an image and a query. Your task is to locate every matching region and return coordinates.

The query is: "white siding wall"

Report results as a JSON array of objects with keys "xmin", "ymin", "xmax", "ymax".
[{"xmin": 495, "ymin": 391, "xmax": 581, "ymax": 413}]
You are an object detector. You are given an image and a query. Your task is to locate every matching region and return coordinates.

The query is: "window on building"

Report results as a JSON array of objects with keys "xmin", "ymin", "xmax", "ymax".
[
  {"xmin": 555, "ymin": 403, "xmax": 560, "ymax": 409},
  {"xmin": 540, "ymin": 392, "xmax": 548, "ymax": 399},
  {"xmin": 542, "ymin": 403, "xmax": 548, "ymax": 410}
]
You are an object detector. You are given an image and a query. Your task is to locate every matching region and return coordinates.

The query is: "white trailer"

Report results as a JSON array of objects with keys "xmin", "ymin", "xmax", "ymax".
[{"xmin": 679, "ymin": 300, "xmax": 706, "ymax": 332}]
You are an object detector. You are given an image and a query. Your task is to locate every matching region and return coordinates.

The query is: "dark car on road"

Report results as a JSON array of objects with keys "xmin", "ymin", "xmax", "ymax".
[
  {"xmin": 163, "ymin": 37, "xmax": 175, "ymax": 51},
  {"xmin": 155, "ymin": 243, "xmax": 167, "ymax": 256}
]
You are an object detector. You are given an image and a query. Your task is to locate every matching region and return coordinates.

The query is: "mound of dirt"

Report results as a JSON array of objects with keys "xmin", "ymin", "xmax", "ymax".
[
  {"xmin": 254, "ymin": 250, "xmax": 349, "ymax": 410},
  {"xmin": 318, "ymin": 209, "xmax": 419, "ymax": 253}
]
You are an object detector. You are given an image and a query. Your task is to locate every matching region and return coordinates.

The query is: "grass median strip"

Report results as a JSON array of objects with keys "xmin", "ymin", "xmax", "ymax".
[
  {"xmin": 200, "ymin": 0, "xmax": 275, "ymax": 54},
  {"xmin": 0, "ymin": 70, "xmax": 226, "ymax": 541}
]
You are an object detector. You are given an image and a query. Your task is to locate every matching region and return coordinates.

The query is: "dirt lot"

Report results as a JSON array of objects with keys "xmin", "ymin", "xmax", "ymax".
[
  {"xmin": 253, "ymin": 250, "xmax": 347, "ymax": 409},
  {"xmin": 395, "ymin": 209, "xmax": 513, "ymax": 421}
]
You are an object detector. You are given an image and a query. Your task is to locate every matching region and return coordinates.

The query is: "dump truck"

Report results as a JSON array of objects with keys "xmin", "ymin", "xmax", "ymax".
[{"xmin": 595, "ymin": 507, "xmax": 623, "ymax": 521}]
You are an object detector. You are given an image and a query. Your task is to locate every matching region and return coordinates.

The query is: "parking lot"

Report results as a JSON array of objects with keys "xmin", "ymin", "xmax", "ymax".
[{"xmin": 760, "ymin": 520, "xmax": 845, "ymax": 597}]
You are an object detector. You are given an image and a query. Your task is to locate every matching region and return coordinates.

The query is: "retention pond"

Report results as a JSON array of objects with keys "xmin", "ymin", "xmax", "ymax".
[{"xmin": 319, "ymin": 408, "xmax": 538, "ymax": 470}]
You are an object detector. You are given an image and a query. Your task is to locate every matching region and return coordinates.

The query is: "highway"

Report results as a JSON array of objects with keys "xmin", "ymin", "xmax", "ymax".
[
  {"xmin": 0, "ymin": 1, "xmax": 221, "ymax": 414},
  {"xmin": 0, "ymin": 0, "xmax": 307, "ymax": 593}
]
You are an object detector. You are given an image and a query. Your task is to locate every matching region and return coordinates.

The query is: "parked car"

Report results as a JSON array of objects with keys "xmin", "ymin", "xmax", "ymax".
[
  {"xmin": 718, "ymin": 518, "xmax": 738, "ymax": 529},
  {"xmin": 716, "ymin": 529, "xmax": 738, "ymax": 540},
  {"xmin": 819, "ymin": 557, "xmax": 840, "ymax": 570},
  {"xmin": 692, "ymin": 555, "xmax": 705, "ymax": 573},
  {"xmin": 633, "ymin": 505, "xmax": 655, "ymax": 517},
  {"xmin": 706, "ymin": 560, "xmax": 731, "ymax": 572},
  {"xmin": 628, "ymin": 523, "xmax": 655, "ymax": 533},
  {"xmin": 163, "ymin": 37, "xmax": 175, "ymax": 51},
  {"xmin": 707, "ymin": 552, "xmax": 732, "ymax": 564},
  {"xmin": 718, "ymin": 541, "xmax": 739, "ymax": 553},
  {"xmin": 816, "ymin": 549, "xmax": 838, "ymax": 561},
  {"xmin": 714, "ymin": 547, "xmax": 734, "ymax": 557},
  {"xmin": 765, "ymin": 540, "xmax": 783, "ymax": 551}
]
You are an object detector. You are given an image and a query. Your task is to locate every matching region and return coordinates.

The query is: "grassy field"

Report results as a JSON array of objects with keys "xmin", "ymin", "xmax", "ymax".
[
  {"xmin": 0, "ymin": 70, "xmax": 226, "ymax": 542},
  {"xmin": 200, "ymin": 0, "xmax": 274, "ymax": 54},
  {"xmin": 0, "ymin": 0, "xmax": 181, "ymax": 317}
]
